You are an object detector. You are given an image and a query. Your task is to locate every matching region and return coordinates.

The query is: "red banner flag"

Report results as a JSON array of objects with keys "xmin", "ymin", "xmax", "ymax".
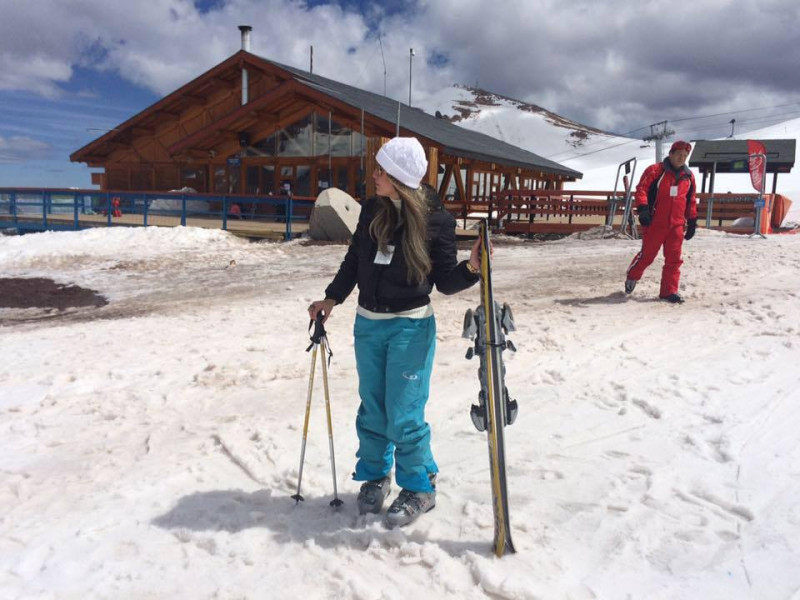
[{"xmin": 747, "ymin": 140, "xmax": 767, "ymax": 193}]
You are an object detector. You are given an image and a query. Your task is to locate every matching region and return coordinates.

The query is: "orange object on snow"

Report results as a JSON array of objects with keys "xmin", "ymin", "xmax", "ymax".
[{"xmin": 771, "ymin": 194, "xmax": 793, "ymax": 229}]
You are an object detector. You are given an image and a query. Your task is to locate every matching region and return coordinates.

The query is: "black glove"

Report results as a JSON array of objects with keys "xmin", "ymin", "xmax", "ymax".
[
  {"xmin": 685, "ymin": 218, "xmax": 697, "ymax": 240},
  {"xmin": 637, "ymin": 205, "xmax": 652, "ymax": 227}
]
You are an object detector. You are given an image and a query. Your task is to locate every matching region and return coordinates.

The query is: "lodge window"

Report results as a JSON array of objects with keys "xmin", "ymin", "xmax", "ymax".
[
  {"xmin": 317, "ymin": 168, "xmax": 331, "ymax": 193},
  {"xmin": 338, "ymin": 165, "xmax": 350, "ymax": 192},
  {"xmin": 180, "ymin": 167, "xmax": 207, "ymax": 192},
  {"xmin": 248, "ymin": 112, "xmax": 364, "ymax": 159},
  {"xmin": 315, "ymin": 114, "xmax": 360, "ymax": 157},
  {"xmin": 277, "ymin": 164, "xmax": 311, "ymax": 196},
  {"xmin": 246, "ymin": 166, "xmax": 260, "ymax": 195},
  {"xmin": 211, "ymin": 163, "xmax": 238, "ymax": 194},
  {"xmin": 245, "ymin": 165, "xmax": 276, "ymax": 195},
  {"xmin": 250, "ymin": 135, "xmax": 275, "ymax": 157},
  {"xmin": 277, "ymin": 115, "xmax": 313, "ymax": 157},
  {"xmin": 261, "ymin": 165, "xmax": 275, "ymax": 194},
  {"xmin": 295, "ymin": 166, "xmax": 311, "ymax": 196},
  {"xmin": 213, "ymin": 165, "xmax": 227, "ymax": 194}
]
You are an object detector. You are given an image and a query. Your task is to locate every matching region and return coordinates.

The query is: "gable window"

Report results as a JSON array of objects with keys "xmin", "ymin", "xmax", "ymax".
[
  {"xmin": 315, "ymin": 114, "xmax": 353, "ymax": 157},
  {"xmin": 277, "ymin": 114, "xmax": 312, "ymax": 156}
]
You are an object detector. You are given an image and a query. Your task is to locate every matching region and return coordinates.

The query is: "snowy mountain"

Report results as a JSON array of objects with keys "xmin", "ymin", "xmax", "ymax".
[
  {"xmin": 418, "ymin": 86, "xmax": 800, "ymax": 208},
  {"xmin": 423, "ymin": 84, "xmax": 611, "ymax": 159}
]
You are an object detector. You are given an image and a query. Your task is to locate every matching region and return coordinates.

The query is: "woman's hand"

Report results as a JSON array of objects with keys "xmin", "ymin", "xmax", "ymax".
[
  {"xmin": 308, "ymin": 299, "xmax": 336, "ymax": 323},
  {"xmin": 468, "ymin": 236, "xmax": 492, "ymax": 272}
]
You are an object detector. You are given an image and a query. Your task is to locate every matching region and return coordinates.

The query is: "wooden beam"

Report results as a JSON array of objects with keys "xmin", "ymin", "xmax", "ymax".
[
  {"xmin": 438, "ymin": 163, "xmax": 454, "ymax": 197},
  {"xmin": 210, "ymin": 76, "xmax": 234, "ymax": 88},
  {"xmin": 274, "ymin": 104, "xmax": 311, "ymax": 127},
  {"xmin": 167, "ymin": 79, "xmax": 301, "ymax": 155},
  {"xmin": 426, "ymin": 146, "xmax": 438, "ymax": 188},
  {"xmin": 181, "ymin": 94, "xmax": 207, "ymax": 106},
  {"xmin": 238, "ymin": 56, "xmax": 270, "ymax": 75},
  {"xmin": 453, "ymin": 164, "xmax": 467, "ymax": 204}
]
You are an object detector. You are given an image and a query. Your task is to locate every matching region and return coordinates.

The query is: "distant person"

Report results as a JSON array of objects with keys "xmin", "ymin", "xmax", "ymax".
[
  {"xmin": 308, "ymin": 137, "xmax": 482, "ymax": 528},
  {"xmin": 625, "ymin": 140, "xmax": 697, "ymax": 303}
]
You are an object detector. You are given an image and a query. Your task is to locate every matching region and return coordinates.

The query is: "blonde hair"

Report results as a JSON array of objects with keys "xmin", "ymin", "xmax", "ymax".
[{"xmin": 369, "ymin": 174, "xmax": 431, "ymax": 284}]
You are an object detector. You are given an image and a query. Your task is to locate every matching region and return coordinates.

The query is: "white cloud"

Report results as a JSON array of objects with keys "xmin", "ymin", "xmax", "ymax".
[
  {"xmin": 0, "ymin": 135, "xmax": 52, "ymax": 164},
  {"xmin": 0, "ymin": 0, "xmax": 798, "ymax": 135},
  {"xmin": 0, "ymin": 53, "xmax": 73, "ymax": 98}
]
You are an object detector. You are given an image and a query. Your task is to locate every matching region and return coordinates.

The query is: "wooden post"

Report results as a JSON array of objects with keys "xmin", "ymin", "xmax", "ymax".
[
  {"xmin": 453, "ymin": 161, "xmax": 468, "ymax": 228},
  {"xmin": 426, "ymin": 145, "xmax": 438, "ymax": 188},
  {"xmin": 439, "ymin": 163, "xmax": 454, "ymax": 198}
]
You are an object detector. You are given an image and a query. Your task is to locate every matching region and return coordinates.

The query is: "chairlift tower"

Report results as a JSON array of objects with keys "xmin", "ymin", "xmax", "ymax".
[{"xmin": 642, "ymin": 121, "xmax": 676, "ymax": 163}]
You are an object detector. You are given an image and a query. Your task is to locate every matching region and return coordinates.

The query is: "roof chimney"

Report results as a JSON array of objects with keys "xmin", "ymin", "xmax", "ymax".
[
  {"xmin": 239, "ymin": 25, "xmax": 252, "ymax": 52},
  {"xmin": 238, "ymin": 26, "xmax": 252, "ymax": 105}
]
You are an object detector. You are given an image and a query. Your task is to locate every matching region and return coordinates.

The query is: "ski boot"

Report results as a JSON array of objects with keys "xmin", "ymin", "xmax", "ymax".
[
  {"xmin": 660, "ymin": 293, "xmax": 684, "ymax": 304},
  {"xmin": 384, "ymin": 474, "xmax": 436, "ymax": 528},
  {"xmin": 357, "ymin": 476, "xmax": 391, "ymax": 514}
]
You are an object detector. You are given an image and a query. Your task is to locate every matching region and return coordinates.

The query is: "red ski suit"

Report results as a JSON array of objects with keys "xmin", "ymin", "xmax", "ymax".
[{"xmin": 627, "ymin": 159, "xmax": 697, "ymax": 297}]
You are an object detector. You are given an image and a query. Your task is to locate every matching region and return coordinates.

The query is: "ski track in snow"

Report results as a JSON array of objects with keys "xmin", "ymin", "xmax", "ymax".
[{"xmin": 1, "ymin": 226, "xmax": 800, "ymax": 599}]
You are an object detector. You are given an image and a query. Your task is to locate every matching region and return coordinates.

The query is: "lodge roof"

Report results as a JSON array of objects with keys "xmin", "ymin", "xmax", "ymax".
[
  {"xmin": 264, "ymin": 57, "xmax": 581, "ymax": 179},
  {"xmin": 689, "ymin": 139, "xmax": 796, "ymax": 173},
  {"xmin": 71, "ymin": 50, "xmax": 581, "ymax": 179}
]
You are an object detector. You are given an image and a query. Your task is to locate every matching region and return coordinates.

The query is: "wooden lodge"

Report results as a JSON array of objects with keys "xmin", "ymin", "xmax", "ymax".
[{"xmin": 70, "ymin": 30, "xmax": 581, "ymax": 212}]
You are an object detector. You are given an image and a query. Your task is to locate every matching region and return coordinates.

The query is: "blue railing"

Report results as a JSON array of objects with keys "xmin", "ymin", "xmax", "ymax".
[{"xmin": 0, "ymin": 188, "xmax": 316, "ymax": 240}]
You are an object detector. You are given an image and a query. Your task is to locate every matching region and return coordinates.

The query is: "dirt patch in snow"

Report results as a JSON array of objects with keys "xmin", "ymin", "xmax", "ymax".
[{"xmin": 0, "ymin": 278, "xmax": 108, "ymax": 310}]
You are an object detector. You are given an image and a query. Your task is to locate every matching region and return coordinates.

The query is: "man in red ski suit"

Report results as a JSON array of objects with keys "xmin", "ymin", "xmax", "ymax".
[{"xmin": 625, "ymin": 140, "xmax": 697, "ymax": 303}]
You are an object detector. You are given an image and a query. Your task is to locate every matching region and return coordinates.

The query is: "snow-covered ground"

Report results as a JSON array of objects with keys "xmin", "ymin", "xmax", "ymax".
[{"xmin": 2, "ymin": 225, "xmax": 799, "ymax": 599}]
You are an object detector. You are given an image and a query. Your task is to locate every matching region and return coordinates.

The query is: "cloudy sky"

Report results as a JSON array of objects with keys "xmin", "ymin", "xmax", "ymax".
[{"xmin": 1, "ymin": 0, "xmax": 799, "ymax": 187}]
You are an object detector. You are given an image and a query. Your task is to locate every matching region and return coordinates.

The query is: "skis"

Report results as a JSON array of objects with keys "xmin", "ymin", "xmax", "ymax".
[{"xmin": 462, "ymin": 219, "xmax": 518, "ymax": 557}]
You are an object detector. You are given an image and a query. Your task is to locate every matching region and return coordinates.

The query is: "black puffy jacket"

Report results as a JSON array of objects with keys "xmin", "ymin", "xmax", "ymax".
[{"xmin": 324, "ymin": 197, "xmax": 479, "ymax": 313}]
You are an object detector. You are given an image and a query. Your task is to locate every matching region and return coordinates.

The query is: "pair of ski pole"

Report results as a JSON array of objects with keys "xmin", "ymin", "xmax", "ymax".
[{"xmin": 292, "ymin": 312, "xmax": 343, "ymax": 508}]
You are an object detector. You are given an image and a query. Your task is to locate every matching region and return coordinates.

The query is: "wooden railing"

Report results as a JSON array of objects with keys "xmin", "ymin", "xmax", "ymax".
[{"xmin": 444, "ymin": 190, "xmax": 775, "ymax": 235}]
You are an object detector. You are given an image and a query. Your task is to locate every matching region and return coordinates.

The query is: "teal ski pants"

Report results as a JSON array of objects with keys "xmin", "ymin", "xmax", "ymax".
[{"xmin": 352, "ymin": 314, "xmax": 438, "ymax": 493}]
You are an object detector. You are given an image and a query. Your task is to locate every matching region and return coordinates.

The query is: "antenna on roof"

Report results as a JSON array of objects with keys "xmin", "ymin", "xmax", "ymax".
[
  {"xmin": 310, "ymin": 45, "xmax": 313, "ymax": 74},
  {"xmin": 378, "ymin": 33, "xmax": 387, "ymax": 96}
]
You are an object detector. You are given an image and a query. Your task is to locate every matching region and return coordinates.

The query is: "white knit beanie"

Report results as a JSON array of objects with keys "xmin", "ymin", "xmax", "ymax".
[{"xmin": 376, "ymin": 137, "xmax": 428, "ymax": 190}]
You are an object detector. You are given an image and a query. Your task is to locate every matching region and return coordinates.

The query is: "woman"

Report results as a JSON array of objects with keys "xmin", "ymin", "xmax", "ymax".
[{"xmin": 308, "ymin": 137, "xmax": 481, "ymax": 528}]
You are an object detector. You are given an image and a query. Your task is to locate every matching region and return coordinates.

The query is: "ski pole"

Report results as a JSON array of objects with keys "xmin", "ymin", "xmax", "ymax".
[
  {"xmin": 292, "ymin": 312, "xmax": 342, "ymax": 507},
  {"xmin": 291, "ymin": 327, "xmax": 318, "ymax": 504},
  {"xmin": 319, "ymin": 333, "xmax": 343, "ymax": 507}
]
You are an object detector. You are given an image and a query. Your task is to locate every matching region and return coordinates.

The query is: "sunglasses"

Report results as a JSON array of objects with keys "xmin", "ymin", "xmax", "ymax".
[{"xmin": 375, "ymin": 164, "xmax": 384, "ymax": 175}]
